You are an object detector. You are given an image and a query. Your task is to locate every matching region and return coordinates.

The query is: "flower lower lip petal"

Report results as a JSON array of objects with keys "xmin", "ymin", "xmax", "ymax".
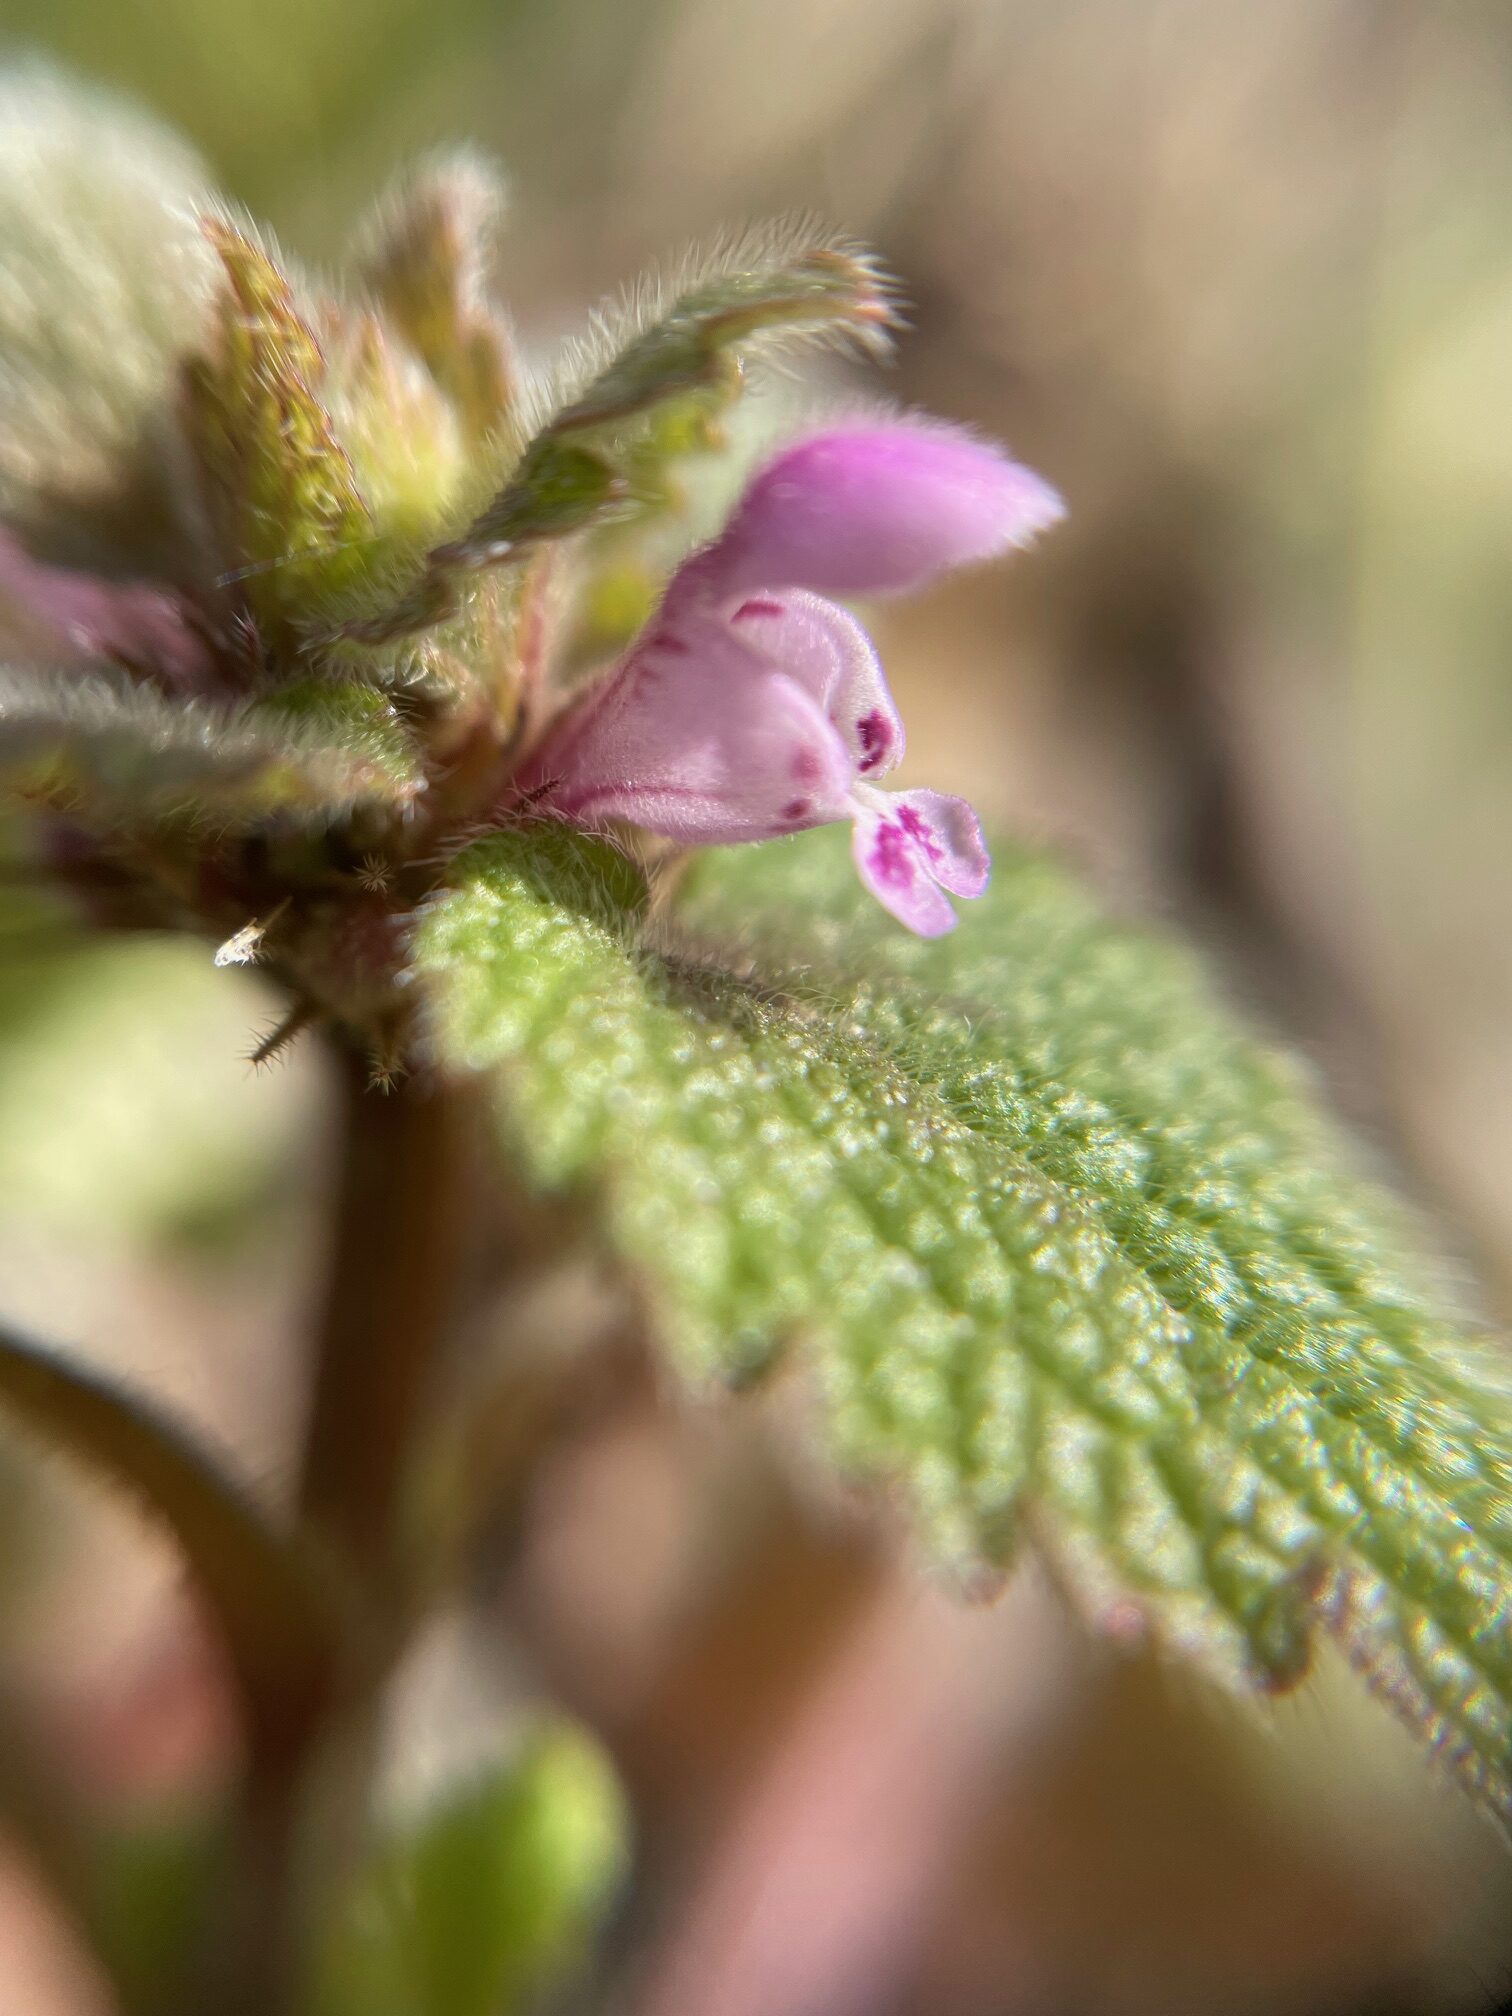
[
  {"xmin": 888, "ymin": 788, "xmax": 991, "ymax": 899},
  {"xmin": 850, "ymin": 794, "xmax": 959, "ymax": 936}
]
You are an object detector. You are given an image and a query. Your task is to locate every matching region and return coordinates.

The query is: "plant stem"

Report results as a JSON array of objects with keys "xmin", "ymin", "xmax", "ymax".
[
  {"xmin": 299, "ymin": 1041, "xmax": 479, "ymax": 1588},
  {"xmin": 220, "ymin": 1041, "xmax": 482, "ymax": 2016}
]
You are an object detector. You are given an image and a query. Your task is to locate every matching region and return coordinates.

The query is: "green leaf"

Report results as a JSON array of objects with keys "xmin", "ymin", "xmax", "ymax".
[
  {"xmin": 185, "ymin": 219, "xmax": 376, "ymax": 641},
  {"xmin": 345, "ymin": 226, "xmax": 897, "ymax": 644},
  {"xmin": 418, "ymin": 824, "xmax": 1512, "ymax": 1822},
  {"xmin": 545, "ymin": 225, "xmax": 897, "ymax": 438},
  {"xmin": 350, "ymin": 150, "xmax": 519, "ymax": 446},
  {"xmin": 0, "ymin": 1321, "xmax": 338, "ymax": 1759},
  {"xmin": 248, "ymin": 676, "xmax": 425, "ymax": 793},
  {"xmin": 0, "ymin": 669, "xmax": 421, "ymax": 826},
  {"xmin": 339, "ymin": 442, "xmax": 622, "ymax": 646},
  {"xmin": 319, "ymin": 309, "xmax": 470, "ymax": 562},
  {"xmin": 307, "ymin": 1722, "xmax": 627, "ymax": 2016}
]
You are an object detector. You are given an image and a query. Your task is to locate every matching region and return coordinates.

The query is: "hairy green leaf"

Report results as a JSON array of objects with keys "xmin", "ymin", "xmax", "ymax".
[
  {"xmin": 318, "ymin": 306, "xmax": 473, "ymax": 569},
  {"xmin": 350, "ymin": 151, "xmax": 519, "ymax": 445},
  {"xmin": 419, "ymin": 824, "xmax": 1512, "ymax": 1821},
  {"xmin": 539, "ymin": 224, "xmax": 897, "ymax": 440},
  {"xmin": 185, "ymin": 219, "xmax": 376, "ymax": 641},
  {"xmin": 345, "ymin": 226, "xmax": 897, "ymax": 644},
  {"xmin": 0, "ymin": 669, "xmax": 421, "ymax": 826}
]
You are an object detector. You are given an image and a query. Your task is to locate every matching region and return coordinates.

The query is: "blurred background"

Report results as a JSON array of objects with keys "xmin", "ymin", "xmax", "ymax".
[{"xmin": 3, "ymin": 1, "xmax": 1512, "ymax": 2010}]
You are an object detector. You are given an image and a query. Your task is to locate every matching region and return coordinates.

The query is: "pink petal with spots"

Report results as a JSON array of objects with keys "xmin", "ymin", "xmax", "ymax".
[
  {"xmin": 880, "ymin": 786, "xmax": 990, "ymax": 897},
  {"xmin": 680, "ymin": 421, "xmax": 1064, "ymax": 606},
  {"xmin": 727, "ymin": 589, "xmax": 904, "ymax": 777},
  {"xmin": 850, "ymin": 794, "xmax": 960, "ymax": 936},
  {"xmin": 522, "ymin": 612, "xmax": 855, "ymax": 845}
]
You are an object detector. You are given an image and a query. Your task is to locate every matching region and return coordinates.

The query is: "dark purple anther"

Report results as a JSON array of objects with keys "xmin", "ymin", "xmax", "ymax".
[{"xmin": 856, "ymin": 708, "xmax": 892, "ymax": 771}]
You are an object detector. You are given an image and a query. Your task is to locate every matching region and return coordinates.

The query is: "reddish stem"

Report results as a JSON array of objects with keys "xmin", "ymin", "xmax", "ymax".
[{"xmin": 298, "ymin": 1042, "xmax": 479, "ymax": 1588}]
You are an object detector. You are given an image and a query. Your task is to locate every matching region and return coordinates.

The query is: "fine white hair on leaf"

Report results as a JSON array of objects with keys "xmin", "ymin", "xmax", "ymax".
[
  {"xmin": 340, "ymin": 145, "xmax": 525, "ymax": 464},
  {"xmin": 192, "ymin": 196, "xmax": 338, "ymax": 341},
  {"xmin": 346, "ymin": 145, "xmax": 512, "ymax": 310},
  {"xmin": 517, "ymin": 217, "xmax": 904, "ymax": 444},
  {"xmin": 0, "ymin": 665, "xmax": 419, "ymax": 826}
]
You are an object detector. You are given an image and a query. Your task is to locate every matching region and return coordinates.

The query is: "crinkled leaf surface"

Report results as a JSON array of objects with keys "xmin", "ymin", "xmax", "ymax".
[{"xmin": 418, "ymin": 824, "xmax": 1512, "ymax": 1819}]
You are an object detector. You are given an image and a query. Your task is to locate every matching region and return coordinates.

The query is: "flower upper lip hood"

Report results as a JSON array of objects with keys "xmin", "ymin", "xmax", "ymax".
[{"xmin": 516, "ymin": 419, "xmax": 1064, "ymax": 935}]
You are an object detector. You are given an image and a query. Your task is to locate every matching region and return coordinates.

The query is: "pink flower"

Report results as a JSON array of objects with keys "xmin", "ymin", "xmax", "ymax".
[{"xmin": 518, "ymin": 421, "xmax": 1063, "ymax": 935}]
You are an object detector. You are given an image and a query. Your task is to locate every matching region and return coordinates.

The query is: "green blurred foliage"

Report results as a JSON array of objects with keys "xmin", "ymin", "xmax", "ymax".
[
  {"xmin": 309, "ymin": 1721, "xmax": 628, "ymax": 2016},
  {"xmin": 90, "ymin": 1810, "xmax": 227, "ymax": 2016}
]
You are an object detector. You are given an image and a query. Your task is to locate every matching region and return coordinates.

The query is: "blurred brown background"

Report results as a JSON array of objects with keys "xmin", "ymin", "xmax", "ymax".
[{"xmin": 3, "ymin": 2, "xmax": 1512, "ymax": 2010}]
